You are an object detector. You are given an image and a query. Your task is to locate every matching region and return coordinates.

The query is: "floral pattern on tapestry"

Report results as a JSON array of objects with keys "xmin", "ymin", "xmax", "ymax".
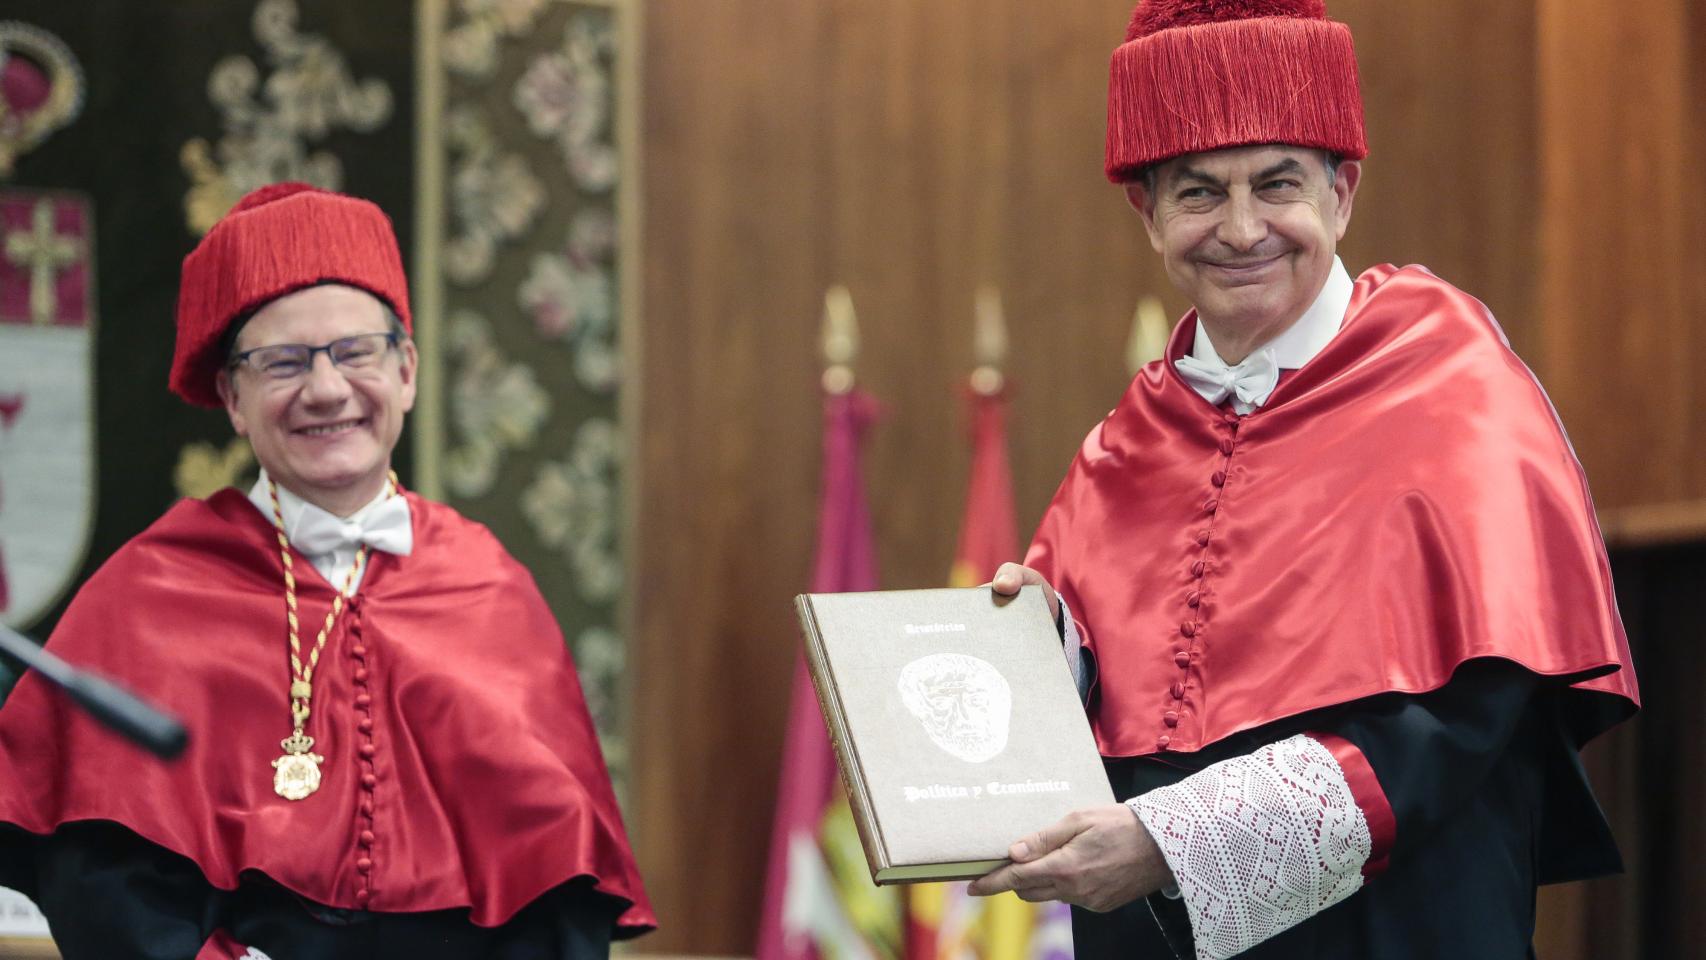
[
  {"xmin": 444, "ymin": 310, "xmax": 551, "ymax": 498},
  {"xmin": 442, "ymin": 0, "xmax": 552, "ymax": 80},
  {"xmin": 521, "ymin": 418, "xmax": 622, "ymax": 604},
  {"xmin": 518, "ymin": 208, "xmax": 617, "ymax": 391},
  {"xmin": 174, "ymin": 439, "xmax": 256, "ymax": 501},
  {"xmin": 429, "ymin": 0, "xmax": 630, "ymax": 774},
  {"xmin": 180, "ymin": 0, "xmax": 394, "ymax": 236},
  {"xmin": 445, "ymin": 106, "xmax": 545, "ymax": 286},
  {"xmin": 574, "ymin": 624, "xmax": 627, "ymax": 775},
  {"xmin": 512, "ymin": 13, "xmax": 618, "ymax": 192}
]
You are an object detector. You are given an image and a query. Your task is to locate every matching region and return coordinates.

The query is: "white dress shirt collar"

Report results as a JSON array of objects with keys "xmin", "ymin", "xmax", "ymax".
[{"xmin": 245, "ymin": 469, "xmax": 413, "ymax": 592}]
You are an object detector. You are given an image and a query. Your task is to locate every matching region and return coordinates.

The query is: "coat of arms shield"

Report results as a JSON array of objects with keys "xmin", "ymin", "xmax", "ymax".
[{"xmin": 0, "ymin": 188, "xmax": 95, "ymax": 629}]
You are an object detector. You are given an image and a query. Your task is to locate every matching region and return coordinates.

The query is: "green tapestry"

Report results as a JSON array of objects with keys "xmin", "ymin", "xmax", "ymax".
[{"xmin": 417, "ymin": 0, "xmax": 633, "ymax": 783}]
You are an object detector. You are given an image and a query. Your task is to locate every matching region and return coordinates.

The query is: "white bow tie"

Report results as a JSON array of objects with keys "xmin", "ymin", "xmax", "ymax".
[
  {"xmin": 291, "ymin": 495, "xmax": 414, "ymax": 558},
  {"xmin": 1174, "ymin": 348, "xmax": 1281, "ymax": 414}
]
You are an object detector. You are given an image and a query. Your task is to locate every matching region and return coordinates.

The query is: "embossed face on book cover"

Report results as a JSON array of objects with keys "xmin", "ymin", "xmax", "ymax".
[{"xmin": 897, "ymin": 653, "xmax": 1012, "ymax": 763}]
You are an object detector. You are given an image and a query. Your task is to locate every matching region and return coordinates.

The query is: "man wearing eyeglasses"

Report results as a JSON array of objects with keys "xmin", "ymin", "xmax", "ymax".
[
  {"xmin": 0, "ymin": 183, "xmax": 654, "ymax": 958},
  {"xmin": 218, "ymin": 288, "xmax": 415, "ymax": 522}
]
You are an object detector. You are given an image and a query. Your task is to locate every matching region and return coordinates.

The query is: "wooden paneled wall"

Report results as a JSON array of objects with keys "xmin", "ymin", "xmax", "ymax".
[
  {"xmin": 1536, "ymin": 0, "xmax": 1706, "ymax": 542},
  {"xmin": 634, "ymin": 3, "xmax": 1149, "ymax": 950},
  {"xmin": 1528, "ymin": 5, "xmax": 1705, "ymax": 958},
  {"xmin": 1333, "ymin": 0, "xmax": 1542, "ymax": 360},
  {"xmin": 632, "ymin": 0, "xmax": 1696, "ymax": 953}
]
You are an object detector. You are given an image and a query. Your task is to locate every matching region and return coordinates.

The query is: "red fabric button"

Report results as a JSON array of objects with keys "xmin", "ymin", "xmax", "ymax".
[
  {"xmin": 360, "ymin": 830, "xmax": 376, "ymax": 846},
  {"xmin": 358, "ymin": 717, "xmax": 373, "ymax": 733},
  {"xmin": 1180, "ymin": 622, "xmax": 1196, "ymax": 637},
  {"xmin": 1187, "ymin": 591, "xmax": 1201, "ymax": 607},
  {"xmin": 1212, "ymin": 471, "xmax": 1226, "ymax": 487},
  {"xmin": 1170, "ymin": 681, "xmax": 1185, "ymax": 699},
  {"xmin": 1163, "ymin": 710, "xmax": 1180, "ymax": 726},
  {"xmin": 1219, "ymin": 438, "xmax": 1235, "ymax": 455},
  {"xmin": 1204, "ymin": 498, "xmax": 1219, "ymax": 513},
  {"xmin": 358, "ymin": 743, "xmax": 376, "ymax": 759},
  {"xmin": 354, "ymin": 888, "xmax": 371, "ymax": 905},
  {"xmin": 1174, "ymin": 652, "xmax": 1190, "ymax": 667},
  {"xmin": 355, "ymin": 694, "xmax": 372, "ymax": 708},
  {"xmin": 1223, "ymin": 414, "xmax": 1239, "ymax": 426},
  {"xmin": 1195, "ymin": 529, "xmax": 1210, "ymax": 546},
  {"xmin": 351, "ymin": 645, "xmax": 368, "ymax": 658},
  {"xmin": 361, "ymin": 773, "xmax": 377, "ymax": 790},
  {"xmin": 1191, "ymin": 560, "xmax": 1206, "ymax": 578},
  {"xmin": 354, "ymin": 668, "xmax": 370, "ymax": 683},
  {"xmin": 1156, "ymin": 735, "xmax": 1171, "ymax": 749},
  {"xmin": 357, "ymin": 858, "xmax": 373, "ymax": 873}
]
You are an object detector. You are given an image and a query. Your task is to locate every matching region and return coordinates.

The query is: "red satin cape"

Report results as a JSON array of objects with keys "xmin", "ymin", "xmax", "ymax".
[
  {"xmin": 1026, "ymin": 264, "xmax": 1639, "ymax": 760},
  {"xmin": 0, "ymin": 489, "xmax": 654, "ymax": 933}
]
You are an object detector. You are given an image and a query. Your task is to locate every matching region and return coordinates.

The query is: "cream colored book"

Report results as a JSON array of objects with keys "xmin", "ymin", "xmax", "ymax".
[{"xmin": 795, "ymin": 585, "xmax": 1114, "ymax": 884}]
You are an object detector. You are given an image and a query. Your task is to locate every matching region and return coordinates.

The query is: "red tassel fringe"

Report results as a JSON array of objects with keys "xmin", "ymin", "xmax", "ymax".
[
  {"xmin": 1127, "ymin": 0, "xmax": 1327, "ymax": 42},
  {"xmin": 1105, "ymin": 16, "xmax": 1367, "ymax": 182}
]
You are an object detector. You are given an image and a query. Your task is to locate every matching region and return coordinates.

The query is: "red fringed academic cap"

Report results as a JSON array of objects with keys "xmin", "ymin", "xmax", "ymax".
[
  {"xmin": 1105, "ymin": 0, "xmax": 1368, "ymax": 182},
  {"xmin": 171, "ymin": 182, "xmax": 413, "ymax": 408}
]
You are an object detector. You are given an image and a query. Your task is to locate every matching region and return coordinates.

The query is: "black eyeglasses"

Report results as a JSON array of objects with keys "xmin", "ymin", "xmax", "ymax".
[{"xmin": 230, "ymin": 332, "xmax": 400, "ymax": 381}]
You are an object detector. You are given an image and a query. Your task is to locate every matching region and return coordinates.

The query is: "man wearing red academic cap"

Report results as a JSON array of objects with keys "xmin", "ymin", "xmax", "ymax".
[
  {"xmin": 0, "ymin": 184, "xmax": 654, "ymax": 958},
  {"xmin": 973, "ymin": 2, "xmax": 1639, "ymax": 957}
]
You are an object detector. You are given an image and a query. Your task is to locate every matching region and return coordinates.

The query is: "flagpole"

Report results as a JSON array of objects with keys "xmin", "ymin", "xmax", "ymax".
[
  {"xmin": 1127, "ymin": 294, "xmax": 1170, "ymax": 375},
  {"xmin": 757, "ymin": 284, "xmax": 895, "ymax": 960},
  {"xmin": 822, "ymin": 283, "xmax": 859, "ymax": 395},
  {"xmin": 971, "ymin": 284, "xmax": 1007, "ymax": 397},
  {"xmin": 920, "ymin": 286, "xmax": 1073, "ymax": 960}
]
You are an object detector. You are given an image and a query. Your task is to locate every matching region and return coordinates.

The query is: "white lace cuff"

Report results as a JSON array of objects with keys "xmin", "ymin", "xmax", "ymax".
[{"xmin": 1128, "ymin": 733, "xmax": 1373, "ymax": 960}]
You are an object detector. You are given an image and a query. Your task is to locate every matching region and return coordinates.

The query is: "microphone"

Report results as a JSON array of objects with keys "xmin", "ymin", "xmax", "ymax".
[{"xmin": 0, "ymin": 623, "xmax": 189, "ymax": 760}]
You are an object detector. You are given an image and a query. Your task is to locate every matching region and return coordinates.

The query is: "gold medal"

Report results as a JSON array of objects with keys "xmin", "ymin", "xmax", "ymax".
[
  {"xmin": 273, "ymin": 732, "xmax": 325, "ymax": 800},
  {"xmin": 264, "ymin": 475, "xmax": 394, "ymax": 801}
]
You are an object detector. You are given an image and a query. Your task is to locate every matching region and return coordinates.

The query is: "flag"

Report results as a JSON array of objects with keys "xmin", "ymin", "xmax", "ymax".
[
  {"xmin": 757, "ymin": 388, "xmax": 902, "ymax": 960},
  {"xmin": 906, "ymin": 384, "xmax": 1073, "ymax": 960},
  {"xmin": 946, "ymin": 386, "xmax": 1019, "ymax": 590}
]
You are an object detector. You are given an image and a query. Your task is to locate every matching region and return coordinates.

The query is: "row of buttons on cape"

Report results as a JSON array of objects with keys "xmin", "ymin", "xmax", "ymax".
[
  {"xmin": 1159, "ymin": 413, "xmax": 1239, "ymax": 751},
  {"xmin": 348, "ymin": 598, "xmax": 377, "ymax": 907}
]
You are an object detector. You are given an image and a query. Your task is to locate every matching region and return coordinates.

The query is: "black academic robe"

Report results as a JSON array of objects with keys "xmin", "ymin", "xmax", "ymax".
[{"xmin": 6, "ymin": 822, "xmax": 622, "ymax": 960}]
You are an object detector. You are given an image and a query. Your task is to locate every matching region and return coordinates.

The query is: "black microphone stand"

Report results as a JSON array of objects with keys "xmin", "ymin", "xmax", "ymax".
[{"xmin": 0, "ymin": 623, "xmax": 188, "ymax": 759}]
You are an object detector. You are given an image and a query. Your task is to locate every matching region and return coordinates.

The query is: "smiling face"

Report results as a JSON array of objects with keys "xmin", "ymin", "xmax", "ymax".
[
  {"xmin": 216, "ymin": 284, "xmax": 416, "ymax": 516},
  {"xmin": 1127, "ymin": 144, "xmax": 1361, "ymax": 362}
]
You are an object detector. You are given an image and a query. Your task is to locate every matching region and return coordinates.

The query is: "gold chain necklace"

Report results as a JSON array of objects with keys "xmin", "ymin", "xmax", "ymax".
[{"xmin": 267, "ymin": 473, "xmax": 396, "ymax": 801}]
